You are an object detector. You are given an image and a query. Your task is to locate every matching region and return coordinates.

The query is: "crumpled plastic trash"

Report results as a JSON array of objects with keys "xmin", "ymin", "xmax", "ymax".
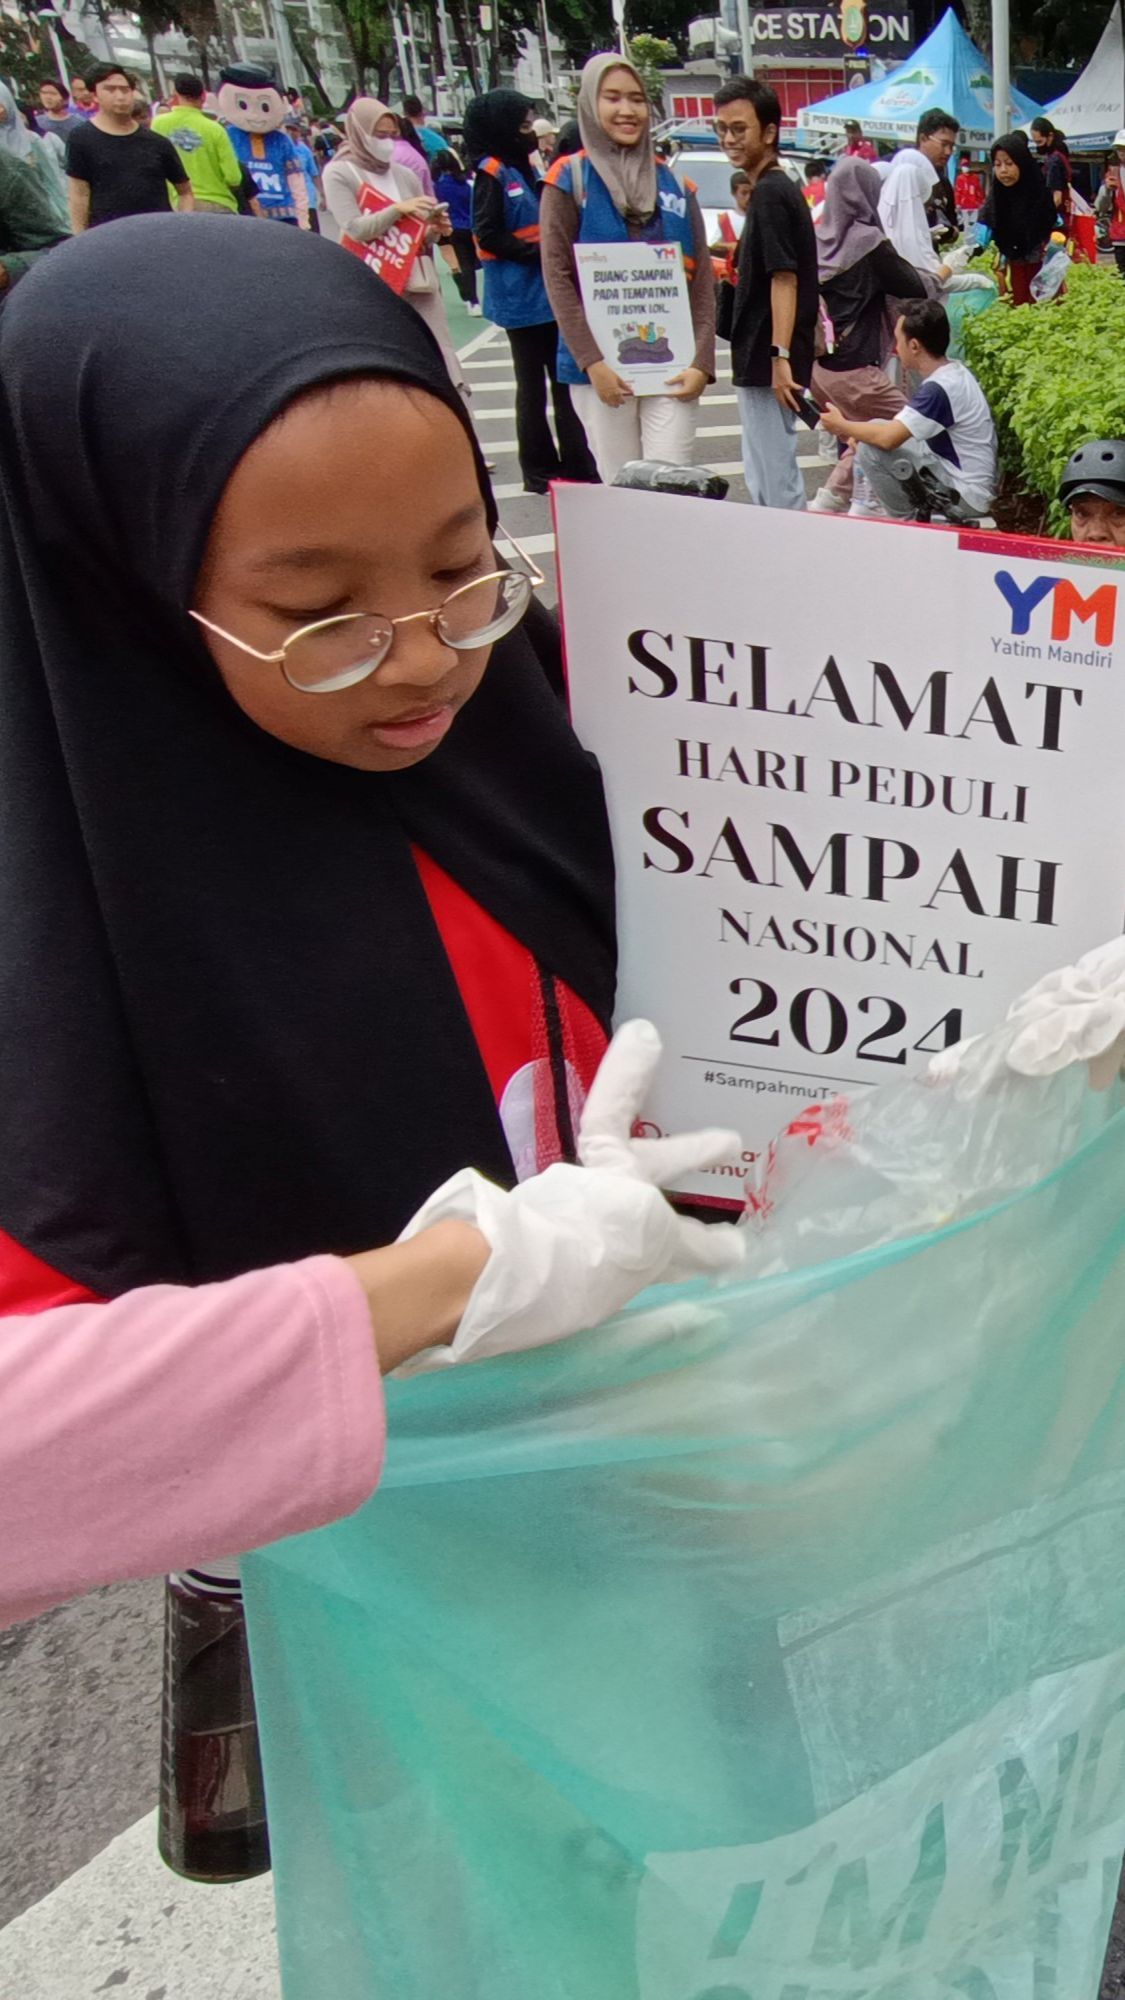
[
  {"xmin": 742, "ymin": 938, "xmax": 1125, "ymax": 1276},
  {"xmin": 1005, "ymin": 934, "xmax": 1125, "ymax": 1087}
]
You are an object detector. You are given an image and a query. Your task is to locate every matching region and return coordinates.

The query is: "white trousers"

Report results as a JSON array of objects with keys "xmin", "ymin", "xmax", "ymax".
[{"xmin": 570, "ymin": 387, "xmax": 697, "ymax": 484}]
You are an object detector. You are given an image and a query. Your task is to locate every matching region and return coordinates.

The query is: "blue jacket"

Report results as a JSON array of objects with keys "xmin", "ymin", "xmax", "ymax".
[
  {"xmin": 545, "ymin": 153, "xmax": 698, "ymax": 385},
  {"xmin": 472, "ymin": 157, "xmax": 553, "ymax": 329},
  {"xmin": 436, "ymin": 172, "xmax": 472, "ymax": 232}
]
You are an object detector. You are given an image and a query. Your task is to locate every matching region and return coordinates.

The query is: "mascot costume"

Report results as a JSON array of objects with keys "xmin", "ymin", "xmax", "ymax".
[{"xmin": 217, "ymin": 64, "xmax": 309, "ymax": 226}]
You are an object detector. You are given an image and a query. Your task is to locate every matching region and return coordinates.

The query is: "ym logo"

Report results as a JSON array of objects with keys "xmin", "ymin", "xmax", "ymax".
[{"xmin": 994, "ymin": 570, "xmax": 1117, "ymax": 647}]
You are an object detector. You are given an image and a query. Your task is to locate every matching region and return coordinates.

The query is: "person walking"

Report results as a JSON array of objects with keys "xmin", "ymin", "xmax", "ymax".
[
  {"xmin": 878, "ymin": 110, "xmax": 960, "ymax": 281},
  {"xmin": 715, "ymin": 75, "xmax": 818, "ymax": 511},
  {"xmin": 808, "ymin": 156, "xmax": 926, "ymax": 516},
  {"xmin": 68, "ymin": 74, "xmax": 95, "ymax": 118},
  {"xmin": 531, "ymin": 117, "xmax": 558, "ymax": 174},
  {"xmin": 1, "ymin": 80, "xmax": 69, "ymax": 228},
  {"xmin": 1030, "ymin": 116, "xmax": 1070, "ymax": 227},
  {"xmin": 540, "ymin": 52, "xmax": 713, "ymax": 483},
  {"xmin": 402, "ymin": 94, "xmax": 446, "ymax": 161},
  {"xmin": 433, "ymin": 146, "xmax": 480, "ymax": 310},
  {"xmin": 0, "ymin": 87, "xmax": 70, "ymax": 296},
  {"xmin": 34, "ymin": 78, "xmax": 84, "ymax": 144},
  {"xmin": 954, "ymin": 154, "xmax": 984, "ymax": 235},
  {"xmin": 321, "ymin": 98, "xmax": 464, "ymax": 395},
  {"xmin": 393, "ymin": 111, "xmax": 436, "ymax": 194},
  {"xmin": 1096, "ymin": 137, "xmax": 1112, "ymax": 274},
  {"xmin": 284, "ymin": 115, "xmax": 322, "ymax": 231},
  {"xmin": 980, "ymin": 132, "xmax": 1058, "ymax": 306},
  {"xmin": 843, "ymin": 119, "xmax": 877, "ymax": 162},
  {"xmin": 153, "ymin": 72, "xmax": 242, "ymax": 214},
  {"xmin": 466, "ymin": 89, "xmax": 598, "ymax": 493},
  {"xmin": 66, "ymin": 63, "xmax": 193, "ymax": 230}
]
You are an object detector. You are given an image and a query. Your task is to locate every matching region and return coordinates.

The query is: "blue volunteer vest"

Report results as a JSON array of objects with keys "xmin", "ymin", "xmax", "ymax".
[
  {"xmin": 545, "ymin": 154, "xmax": 697, "ymax": 385},
  {"xmin": 474, "ymin": 158, "xmax": 553, "ymax": 329}
]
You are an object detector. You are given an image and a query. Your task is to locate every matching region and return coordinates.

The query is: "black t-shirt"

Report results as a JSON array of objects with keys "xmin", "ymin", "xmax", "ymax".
[
  {"xmin": 819, "ymin": 240, "xmax": 926, "ymax": 372},
  {"xmin": 65, "ymin": 122, "xmax": 185, "ymax": 227},
  {"xmin": 730, "ymin": 165, "xmax": 819, "ymax": 389}
]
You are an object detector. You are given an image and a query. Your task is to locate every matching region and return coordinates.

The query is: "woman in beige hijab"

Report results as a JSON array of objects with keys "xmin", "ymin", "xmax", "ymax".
[
  {"xmin": 540, "ymin": 53, "xmax": 714, "ymax": 481},
  {"xmin": 322, "ymin": 98, "xmax": 466, "ymax": 394}
]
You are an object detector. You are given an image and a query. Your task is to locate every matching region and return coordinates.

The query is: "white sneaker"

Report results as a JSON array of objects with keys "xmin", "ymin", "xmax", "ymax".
[
  {"xmin": 809, "ymin": 485, "xmax": 848, "ymax": 514},
  {"xmin": 467, "ymin": 302, "xmax": 482, "ymax": 315}
]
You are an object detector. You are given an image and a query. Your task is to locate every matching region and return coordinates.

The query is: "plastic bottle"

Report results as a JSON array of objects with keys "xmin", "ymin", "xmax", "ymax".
[{"xmin": 158, "ymin": 1565, "xmax": 270, "ymax": 1883}]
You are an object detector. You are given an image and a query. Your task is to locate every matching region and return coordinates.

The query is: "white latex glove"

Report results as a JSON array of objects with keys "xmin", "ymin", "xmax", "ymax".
[
  {"xmin": 1006, "ymin": 936, "xmax": 1125, "ymax": 1088},
  {"xmin": 397, "ymin": 1019, "xmax": 745, "ymax": 1369}
]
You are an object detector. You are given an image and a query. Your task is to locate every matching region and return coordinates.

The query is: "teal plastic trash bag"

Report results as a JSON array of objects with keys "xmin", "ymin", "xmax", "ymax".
[
  {"xmin": 245, "ymin": 1087, "xmax": 1125, "ymax": 2000},
  {"xmin": 946, "ymin": 282, "xmax": 997, "ymax": 359}
]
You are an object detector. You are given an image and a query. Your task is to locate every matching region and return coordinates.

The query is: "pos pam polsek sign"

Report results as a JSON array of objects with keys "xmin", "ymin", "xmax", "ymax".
[{"xmin": 556, "ymin": 487, "xmax": 1125, "ymax": 1202}]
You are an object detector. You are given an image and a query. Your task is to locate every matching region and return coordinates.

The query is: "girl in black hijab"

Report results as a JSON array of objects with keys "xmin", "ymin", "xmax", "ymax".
[
  {"xmin": 0, "ymin": 208, "xmax": 615, "ymax": 1876},
  {"xmin": 0, "ymin": 212, "xmax": 753, "ymax": 1896},
  {"xmin": 0, "ymin": 213, "xmax": 616, "ymax": 1300},
  {"xmin": 981, "ymin": 131, "xmax": 1059, "ymax": 306},
  {"xmin": 463, "ymin": 88, "xmax": 598, "ymax": 493}
]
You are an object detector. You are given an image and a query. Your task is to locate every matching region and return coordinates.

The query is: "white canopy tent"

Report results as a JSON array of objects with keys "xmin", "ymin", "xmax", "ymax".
[{"xmin": 1046, "ymin": 0, "xmax": 1125, "ymax": 149}]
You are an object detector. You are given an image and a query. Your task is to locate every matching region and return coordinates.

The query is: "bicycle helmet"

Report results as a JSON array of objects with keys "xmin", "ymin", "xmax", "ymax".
[{"xmin": 1059, "ymin": 438, "xmax": 1125, "ymax": 506}]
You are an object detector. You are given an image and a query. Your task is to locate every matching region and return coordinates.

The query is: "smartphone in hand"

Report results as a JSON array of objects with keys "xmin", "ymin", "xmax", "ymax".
[{"xmin": 793, "ymin": 389, "xmax": 823, "ymax": 430}]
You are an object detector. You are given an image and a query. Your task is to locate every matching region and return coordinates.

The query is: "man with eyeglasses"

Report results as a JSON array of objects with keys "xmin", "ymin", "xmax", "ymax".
[{"xmin": 713, "ymin": 77, "xmax": 818, "ymax": 511}]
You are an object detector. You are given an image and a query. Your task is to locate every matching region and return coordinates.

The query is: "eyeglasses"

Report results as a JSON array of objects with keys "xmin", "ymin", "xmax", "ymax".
[
  {"xmin": 190, "ymin": 536, "xmax": 544, "ymax": 694},
  {"xmin": 713, "ymin": 119, "xmax": 753, "ymax": 140}
]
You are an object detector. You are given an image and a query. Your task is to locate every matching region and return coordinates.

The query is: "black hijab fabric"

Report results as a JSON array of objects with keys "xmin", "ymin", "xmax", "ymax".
[
  {"xmin": 463, "ymin": 91, "xmax": 538, "ymax": 173},
  {"xmin": 984, "ymin": 132, "xmax": 1058, "ymax": 262},
  {"xmin": 0, "ymin": 216, "xmax": 615, "ymax": 1293}
]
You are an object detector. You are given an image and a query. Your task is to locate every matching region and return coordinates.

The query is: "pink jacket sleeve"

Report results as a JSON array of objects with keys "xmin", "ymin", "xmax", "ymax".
[{"xmin": 0, "ymin": 1255, "xmax": 385, "ymax": 1628}]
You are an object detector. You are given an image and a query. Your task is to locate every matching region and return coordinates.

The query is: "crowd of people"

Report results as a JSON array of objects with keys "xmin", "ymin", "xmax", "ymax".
[{"xmin": 1, "ymin": 53, "xmax": 1123, "ymax": 532}]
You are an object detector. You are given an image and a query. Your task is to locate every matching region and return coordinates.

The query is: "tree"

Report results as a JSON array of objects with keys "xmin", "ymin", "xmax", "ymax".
[
  {"xmin": 178, "ymin": 0, "xmax": 224, "ymax": 81},
  {"xmin": 627, "ymin": 0, "xmax": 695, "ymax": 51},
  {"xmin": 0, "ymin": 13, "xmax": 48, "ymax": 96},
  {"xmin": 282, "ymin": 5, "xmax": 336, "ymax": 106},
  {"xmin": 1014, "ymin": 0, "xmax": 1107, "ymax": 67},
  {"xmin": 627, "ymin": 31, "xmax": 676, "ymax": 112},
  {"xmin": 1, "ymin": 12, "xmax": 94, "ymax": 96},
  {"xmin": 964, "ymin": 0, "xmax": 1105, "ymax": 73},
  {"xmin": 327, "ymin": 0, "xmax": 395, "ymax": 95}
]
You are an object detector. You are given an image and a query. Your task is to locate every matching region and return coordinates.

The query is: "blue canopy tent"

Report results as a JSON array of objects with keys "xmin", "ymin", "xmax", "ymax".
[{"xmin": 804, "ymin": 7, "xmax": 1045, "ymax": 147}]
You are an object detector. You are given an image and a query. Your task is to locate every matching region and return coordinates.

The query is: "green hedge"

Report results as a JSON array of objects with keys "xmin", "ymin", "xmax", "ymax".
[{"xmin": 960, "ymin": 264, "xmax": 1125, "ymax": 536}]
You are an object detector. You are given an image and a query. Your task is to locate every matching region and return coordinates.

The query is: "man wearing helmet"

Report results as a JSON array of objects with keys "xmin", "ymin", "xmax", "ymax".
[{"xmin": 1060, "ymin": 439, "xmax": 1125, "ymax": 548}]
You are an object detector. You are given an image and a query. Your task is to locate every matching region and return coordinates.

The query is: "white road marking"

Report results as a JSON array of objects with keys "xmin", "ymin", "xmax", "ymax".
[
  {"xmin": 474, "ymin": 388, "xmax": 740, "ymax": 411},
  {"xmin": 0, "ymin": 1811, "xmax": 279, "ymax": 1999},
  {"xmin": 479, "ymin": 428, "xmax": 753, "ymax": 456},
  {"xmin": 456, "ymin": 323, "xmax": 502, "ymax": 360}
]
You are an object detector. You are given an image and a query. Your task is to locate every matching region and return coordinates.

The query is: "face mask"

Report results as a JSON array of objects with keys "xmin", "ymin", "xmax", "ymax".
[{"xmin": 369, "ymin": 136, "xmax": 395, "ymax": 163}]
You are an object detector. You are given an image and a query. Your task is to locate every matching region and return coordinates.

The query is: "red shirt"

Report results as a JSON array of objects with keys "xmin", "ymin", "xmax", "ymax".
[
  {"xmin": 955, "ymin": 171, "xmax": 984, "ymax": 209},
  {"xmin": 0, "ymin": 857, "xmax": 609, "ymax": 1316},
  {"xmin": 845, "ymin": 138, "xmax": 878, "ymax": 163}
]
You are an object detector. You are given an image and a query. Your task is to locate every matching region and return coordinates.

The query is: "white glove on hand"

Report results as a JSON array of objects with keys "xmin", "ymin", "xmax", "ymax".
[
  {"xmin": 397, "ymin": 1019, "xmax": 745, "ymax": 1369},
  {"xmin": 1006, "ymin": 936, "xmax": 1125, "ymax": 1088}
]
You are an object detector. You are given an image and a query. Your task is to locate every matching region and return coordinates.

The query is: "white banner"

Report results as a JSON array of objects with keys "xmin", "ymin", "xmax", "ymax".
[
  {"xmin": 556, "ymin": 488, "xmax": 1125, "ymax": 1202},
  {"xmin": 574, "ymin": 243, "xmax": 695, "ymax": 396}
]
